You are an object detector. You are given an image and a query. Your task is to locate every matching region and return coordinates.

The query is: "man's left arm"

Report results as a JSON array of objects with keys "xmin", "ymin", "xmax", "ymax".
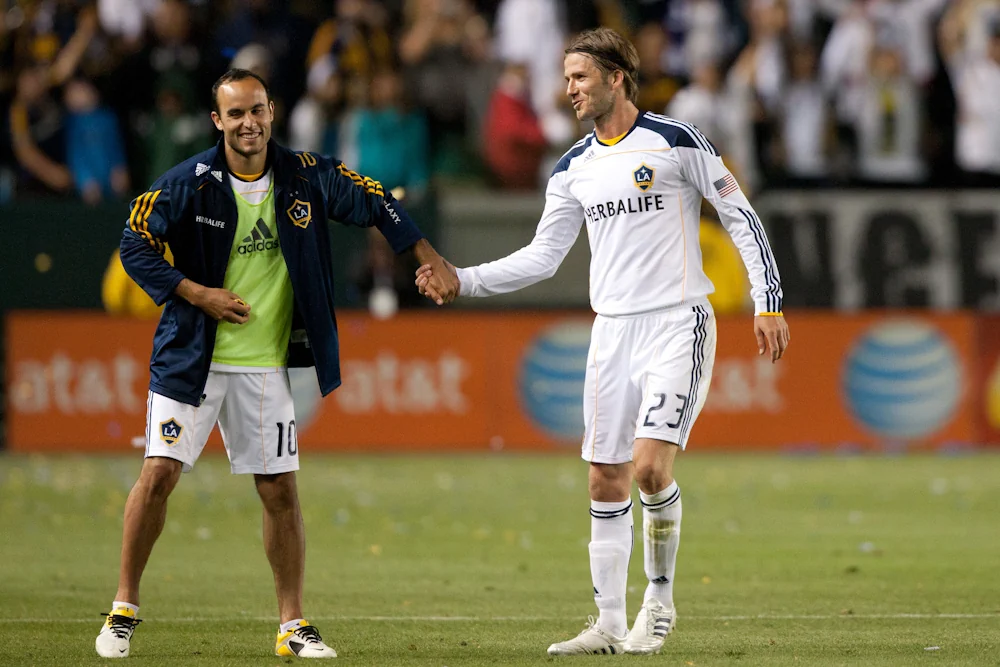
[
  {"xmin": 676, "ymin": 146, "xmax": 790, "ymax": 361},
  {"xmin": 313, "ymin": 154, "xmax": 457, "ymax": 303}
]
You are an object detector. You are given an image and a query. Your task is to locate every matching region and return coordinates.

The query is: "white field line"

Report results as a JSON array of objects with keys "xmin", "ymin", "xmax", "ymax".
[{"xmin": 1, "ymin": 613, "xmax": 997, "ymax": 624}]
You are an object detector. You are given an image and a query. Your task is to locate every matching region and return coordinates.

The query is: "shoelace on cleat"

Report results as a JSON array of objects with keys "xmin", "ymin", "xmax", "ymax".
[
  {"xmin": 572, "ymin": 615, "xmax": 614, "ymax": 640},
  {"xmin": 102, "ymin": 613, "xmax": 142, "ymax": 640},
  {"xmin": 293, "ymin": 625, "xmax": 324, "ymax": 644}
]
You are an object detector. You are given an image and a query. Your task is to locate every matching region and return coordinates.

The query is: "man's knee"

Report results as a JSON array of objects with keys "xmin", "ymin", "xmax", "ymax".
[
  {"xmin": 255, "ymin": 472, "xmax": 299, "ymax": 512},
  {"xmin": 634, "ymin": 463, "xmax": 670, "ymax": 494},
  {"xmin": 633, "ymin": 439, "xmax": 678, "ymax": 493},
  {"xmin": 138, "ymin": 457, "xmax": 182, "ymax": 501},
  {"xmin": 589, "ymin": 463, "xmax": 632, "ymax": 501}
]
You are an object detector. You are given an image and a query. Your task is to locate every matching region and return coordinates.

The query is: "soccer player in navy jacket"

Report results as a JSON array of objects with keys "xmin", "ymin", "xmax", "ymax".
[{"xmin": 96, "ymin": 69, "xmax": 458, "ymax": 659}]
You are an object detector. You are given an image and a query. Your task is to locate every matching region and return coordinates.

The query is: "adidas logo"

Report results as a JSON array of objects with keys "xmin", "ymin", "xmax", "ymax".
[
  {"xmin": 238, "ymin": 218, "xmax": 280, "ymax": 255},
  {"xmin": 195, "ymin": 162, "xmax": 209, "ymax": 176},
  {"xmin": 212, "ymin": 170, "xmax": 223, "ymax": 182}
]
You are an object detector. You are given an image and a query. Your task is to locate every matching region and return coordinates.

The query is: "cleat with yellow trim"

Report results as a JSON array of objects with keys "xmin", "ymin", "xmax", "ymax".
[
  {"xmin": 275, "ymin": 620, "xmax": 337, "ymax": 658},
  {"xmin": 95, "ymin": 607, "xmax": 142, "ymax": 658}
]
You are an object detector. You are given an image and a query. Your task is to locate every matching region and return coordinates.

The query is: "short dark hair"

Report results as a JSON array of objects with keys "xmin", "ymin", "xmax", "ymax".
[
  {"xmin": 565, "ymin": 28, "xmax": 640, "ymax": 104},
  {"xmin": 211, "ymin": 69, "xmax": 271, "ymax": 114}
]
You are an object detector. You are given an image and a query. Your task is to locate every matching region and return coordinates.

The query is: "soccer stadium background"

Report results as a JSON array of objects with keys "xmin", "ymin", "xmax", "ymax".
[{"xmin": 2, "ymin": 1, "xmax": 999, "ymax": 664}]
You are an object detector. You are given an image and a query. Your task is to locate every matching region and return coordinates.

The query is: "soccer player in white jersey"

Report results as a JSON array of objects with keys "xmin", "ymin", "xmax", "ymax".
[{"xmin": 417, "ymin": 27, "xmax": 789, "ymax": 656}]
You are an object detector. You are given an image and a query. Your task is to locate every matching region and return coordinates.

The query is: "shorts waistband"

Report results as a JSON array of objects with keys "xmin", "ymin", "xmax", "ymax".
[{"xmin": 598, "ymin": 297, "xmax": 711, "ymax": 320}]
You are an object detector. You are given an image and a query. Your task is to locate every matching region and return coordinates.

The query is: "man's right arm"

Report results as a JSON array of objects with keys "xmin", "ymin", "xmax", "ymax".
[
  {"xmin": 120, "ymin": 184, "xmax": 250, "ymax": 323},
  {"xmin": 119, "ymin": 185, "xmax": 187, "ymax": 305},
  {"xmin": 454, "ymin": 174, "xmax": 584, "ymax": 297}
]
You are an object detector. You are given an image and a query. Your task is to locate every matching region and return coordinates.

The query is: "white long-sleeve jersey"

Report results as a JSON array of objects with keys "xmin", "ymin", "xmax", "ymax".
[{"xmin": 456, "ymin": 111, "xmax": 782, "ymax": 316}]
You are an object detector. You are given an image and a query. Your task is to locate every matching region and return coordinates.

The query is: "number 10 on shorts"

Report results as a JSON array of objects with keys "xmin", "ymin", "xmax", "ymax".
[{"xmin": 276, "ymin": 420, "xmax": 297, "ymax": 458}]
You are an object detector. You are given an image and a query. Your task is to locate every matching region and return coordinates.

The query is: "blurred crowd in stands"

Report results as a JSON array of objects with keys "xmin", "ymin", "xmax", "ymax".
[{"xmin": 2, "ymin": 0, "xmax": 1000, "ymax": 207}]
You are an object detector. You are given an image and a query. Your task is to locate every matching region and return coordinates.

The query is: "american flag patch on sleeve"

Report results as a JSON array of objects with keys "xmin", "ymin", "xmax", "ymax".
[{"xmin": 713, "ymin": 173, "xmax": 739, "ymax": 198}]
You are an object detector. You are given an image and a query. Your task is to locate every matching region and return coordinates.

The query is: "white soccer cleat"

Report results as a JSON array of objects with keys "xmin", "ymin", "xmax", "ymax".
[
  {"xmin": 623, "ymin": 598, "xmax": 676, "ymax": 655},
  {"xmin": 547, "ymin": 616, "xmax": 626, "ymax": 656},
  {"xmin": 95, "ymin": 607, "xmax": 142, "ymax": 658},
  {"xmin": 275, "ymin": 620, "xmax": 337, "ymax": 658}
]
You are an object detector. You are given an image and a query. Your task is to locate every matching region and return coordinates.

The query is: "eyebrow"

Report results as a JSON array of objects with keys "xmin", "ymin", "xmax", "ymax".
[{"xmin": 226, "ymin": 103, "xmax": 266, "ymax": 115}]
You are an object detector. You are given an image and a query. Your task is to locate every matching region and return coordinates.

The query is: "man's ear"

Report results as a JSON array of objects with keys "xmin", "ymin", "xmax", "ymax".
[{"xmin": 211, "ymin": 111, "xmax": 223, "ymax": 131}]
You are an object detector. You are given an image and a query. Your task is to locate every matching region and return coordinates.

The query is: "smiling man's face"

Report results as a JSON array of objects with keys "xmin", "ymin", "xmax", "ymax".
[
  {"xmin": 211, "ymin": 78, "xmax": 273, "ymax": 161},
  {"xmin": 564, "ymin": 52, "xmax": 616, "ymax": 123}
]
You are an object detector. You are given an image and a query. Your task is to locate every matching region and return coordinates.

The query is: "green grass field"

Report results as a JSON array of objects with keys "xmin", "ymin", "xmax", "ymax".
[{"xmin": 1, "ymin": 452, "xmax": 998, "ymax": 666}]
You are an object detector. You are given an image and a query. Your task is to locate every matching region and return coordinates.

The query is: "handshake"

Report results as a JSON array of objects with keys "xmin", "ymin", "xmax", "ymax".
[{"xmin": 414, "ymin": 259, "xmax": 459, "ymax": 306}]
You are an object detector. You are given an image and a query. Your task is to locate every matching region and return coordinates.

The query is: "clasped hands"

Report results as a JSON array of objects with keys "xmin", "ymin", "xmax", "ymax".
[{"xmin": 412, "ymin": 241, "xmax": 460, "ymax": 305}]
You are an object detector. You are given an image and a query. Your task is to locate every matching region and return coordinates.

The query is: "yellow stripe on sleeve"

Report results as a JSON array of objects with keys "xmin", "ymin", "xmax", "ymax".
[
  {"xmin": 337, "ymin": 163, "xmax": 384, "ymax": 198},
  {"xmin": 757, "ymin": 312, "xmax": 784, "ymax": 316},
  {"xmin": 142, "ymin": 190, "xmax": 164, "ymax": 254},
  {"xmin": 338, "ymin": 164, "xmax": 364, "ymax": 185},
  {"xmin": 128, "ymin": 193, "xmax": 151, "ymax": 241},
  {"xmin": 129, "ymin": 190, "xmax": 165, "ymax": 255},
  {"xmin": 136, "ymin": 192, "xmax": 155, "ymax": 250}
]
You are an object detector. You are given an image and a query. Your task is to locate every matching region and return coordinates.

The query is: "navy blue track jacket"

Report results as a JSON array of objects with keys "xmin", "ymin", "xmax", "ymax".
[{"xmin": 120, "ymin": 138, "xmax": 425, "ymax": 406}]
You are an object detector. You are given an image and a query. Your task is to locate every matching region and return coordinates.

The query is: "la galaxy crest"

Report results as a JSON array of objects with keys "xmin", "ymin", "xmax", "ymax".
[
  {"xmin": 633, "ymin": 163, "xmax": 655, "ymax": 192},
  {"xmin": 287, "ymin": 199, "xmax": 312, "ymax": 229},
  {"xmin": 159, "ymin": 418, "xmax": 183, "ymax": 446}
]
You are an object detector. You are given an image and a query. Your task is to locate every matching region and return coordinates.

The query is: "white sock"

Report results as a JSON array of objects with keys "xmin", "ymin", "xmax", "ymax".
[
  {"xmin": 111, "ymin": 601, "xmax": 139, "ymax": 615},
  {"xmin": 280, "ymin": 618, "xmax": 305, "ymax": 634},
  {"xmin": 589, "ymin": 499, "xmax": 633, "ymax": 637},
  {"xmin": 640, "ymin": 481, "xmax": 682, "ymax": 608}
]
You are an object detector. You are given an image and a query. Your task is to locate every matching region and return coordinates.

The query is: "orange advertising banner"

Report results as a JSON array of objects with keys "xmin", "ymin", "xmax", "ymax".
[
  {"xmin": 699, "ymin": 313, "xmax": 977, "ymax": 450},
  {"xmin": 4, "ymin": 310, "xmax": 982, "ymax": 453},
  {"xmin": 974, "ymin": 316, "xmax": 1000, "ymax": 445},
  {"xmin": 7, "ymin": 313, "xmax": 158, "ymax": 451}
]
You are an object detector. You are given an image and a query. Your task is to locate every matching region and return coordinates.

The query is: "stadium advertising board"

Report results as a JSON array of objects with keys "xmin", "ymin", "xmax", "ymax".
[
  {"xmin": 974, "ymin": 316, "xmax": 1000, "ymax": 444},
  {"xmin": 699, "ymin": 313, "xmax": 977, "ymax": 450},
  {"xmin": 758, "ymin": 190, "xmax": 1000, "ymax": 310},
  {"xmin": 4, "ymin": 311, "xmax": 983, "ymax": 453},
  {"xmin": 6, "ymin": 313, "xmax": 156, "ymax": 451}
]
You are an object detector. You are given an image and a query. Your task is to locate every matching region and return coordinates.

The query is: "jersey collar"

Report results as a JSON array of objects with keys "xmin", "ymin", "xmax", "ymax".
[{"xmin": 594, "ymin": 113, "xmax": 641, "ymax": 147}]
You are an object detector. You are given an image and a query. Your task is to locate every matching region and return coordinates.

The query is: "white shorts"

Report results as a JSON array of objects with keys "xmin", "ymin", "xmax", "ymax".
[
  {"xmin": 581, "ymin": 300, "xmax": 717, "ymax": 464},
  {"xmin": 145, "ymin": 370, "xmax": 299, "ymax": 475}
]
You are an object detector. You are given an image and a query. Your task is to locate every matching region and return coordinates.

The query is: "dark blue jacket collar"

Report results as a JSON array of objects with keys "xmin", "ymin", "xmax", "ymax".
[{"xmin": 202, "ymin": 137, "xmax": 297, "ymax": 193}]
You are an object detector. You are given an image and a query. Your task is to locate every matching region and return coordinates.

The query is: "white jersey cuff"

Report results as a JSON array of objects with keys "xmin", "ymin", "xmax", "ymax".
[{"xmin": 455, "ymin": 267, "xmax": 475, "ymax": 297}]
